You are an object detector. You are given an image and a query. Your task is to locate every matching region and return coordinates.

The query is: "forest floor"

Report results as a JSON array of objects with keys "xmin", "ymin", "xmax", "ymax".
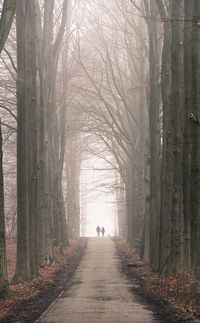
[
  {"xmin": 0, "ymin": 238, "xmax": 87, "ymax": 322},
  {"xmin": 115, "ymin": 238, "xmax": 200, "ymax": 323},
  {"xmin": 1, "ymin": 238, "xmax": 200, "ymax": 322},
  {"xmin": 37, "ymin": 237, "xmax": 157, "ymax": 323}
]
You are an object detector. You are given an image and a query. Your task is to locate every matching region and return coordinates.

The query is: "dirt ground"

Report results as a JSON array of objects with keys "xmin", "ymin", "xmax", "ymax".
[
  {"xmin": 0, "ymin": 239, "xmax": 87, "ymax": 323},
  {"xmin": 1, "ymin": 237, "xmax": 199, "ymax": 323},
  {"xmin": 38, "ymin": 237, "xmax": 156, "ymax": 323},
  {"xmin": 114, "ymin": 238, "xmax": 199, "ymax": 323}
]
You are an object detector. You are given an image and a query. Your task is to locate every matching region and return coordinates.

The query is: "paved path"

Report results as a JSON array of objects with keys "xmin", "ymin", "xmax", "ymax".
[{"xmin": 37, "ymin": 238, "xmax": 157, "ymax": 323}]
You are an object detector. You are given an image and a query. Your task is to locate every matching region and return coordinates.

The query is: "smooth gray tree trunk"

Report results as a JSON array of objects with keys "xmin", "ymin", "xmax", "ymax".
[
  {"xmin": 144, "ymin": 0, "xmax": 161, "ymax": 272},
  {"xmin": 14, "ymin": 0, "xmax": 31, "ymax": 282}
]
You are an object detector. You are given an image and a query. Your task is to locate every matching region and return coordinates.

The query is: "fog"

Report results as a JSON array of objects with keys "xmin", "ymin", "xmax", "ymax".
[
  {"xmin": 1, "ymin": 0, "xmax": 197, "ymax": 286},
  {"xmin": 80, "ymin": 154, "xmax": 118, "ymax": 237}
]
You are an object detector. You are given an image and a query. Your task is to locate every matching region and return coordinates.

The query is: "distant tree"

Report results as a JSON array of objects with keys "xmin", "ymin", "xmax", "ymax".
[
  {"xmin": 68, "ymin": 0, "xmax": 149, "ymax": 249},
  {"xmin": 65, "ymin": 131, "xmax": 81, "ymax": 239}
]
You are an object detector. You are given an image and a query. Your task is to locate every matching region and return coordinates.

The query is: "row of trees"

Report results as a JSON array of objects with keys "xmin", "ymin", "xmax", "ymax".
[
  {"xmin": 68, "ymin": 0, "xmax": 148, "ymax": 259},
  {"xmin": 68, "ymin": 0, "xmax": 148, "ymax": 243},
  {"xmin": 68, "ymin": 0, "xmax": 200, "ymax": 276},
  {"xmin": 1, "ymin": 0, "xmax": 200, "ymax": 298},
  {"xmin": 142, "ymin": 0, "xmax": 200, "ymax": 275},
  {"xmin": 0, "ymin": 0, "xmax": 81, "ymax": 295},
  {"xmin": 15, "ymin": 0, "xmax": 70, "ymax": 281}
]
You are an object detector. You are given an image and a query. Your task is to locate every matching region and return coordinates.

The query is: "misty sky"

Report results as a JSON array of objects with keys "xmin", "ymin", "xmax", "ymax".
[{"xmin": 80, "ymin": 154, "xmax": 118, "ymax": 237}]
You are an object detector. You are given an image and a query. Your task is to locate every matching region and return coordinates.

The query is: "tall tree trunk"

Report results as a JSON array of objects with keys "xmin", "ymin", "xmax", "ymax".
[
  {"xmin": 138, "ymin": 48, "xmax": 148, "ymax": 257},
  {"xmin": 38, "ymin": 0, "xmax": 54, "ymax": 265},
  {"xmin": 14, "ymin": 0, "xmax": 31, "ymax": 282},
  {"xmin": 144, "ymin": 0, "xmax": 161, "ymax": 272},
  {"xmin": 190, "ymin": 1, "xmax": 200, "ymax": 275},
  {"xmin": 126, "ymin": 164, "xmax": 137, "ymax": 246},
  {"xmin": 26, "ymin": 0, "xmax": 39, "ymax": 277},
  {"xmin": 65, "ymin": 133, "xmax": 81, "ymax": 239},
  {"xmin": 116, "ymin": 175, "xmax": 126, "ymax": 237},
  {"xmin": 183, "ymin": 0, "xmax": 193, "ymax": 272},
  {"xmin": 156, "ymin": 0, "xmax": 173, "ymax": 275},
  {"xmin": 53, "ymin": 43, "xmax": 69, "ymax": 248},
  {"xmin": 53, "ymin": 104, "xmax": 68, "ymax": 248},
  {"xmin": 170, "ymin": 0, "xmax": 184, "ymax": 274},
  {"xmin": 0, "ymin": 121, "xmax": 7, "ymax": 295},
  {"xmin": 143, "ymin": 152, "xmax": 150, "ymax": 263},
  {"xmin": 37, "ymin": 0, "xmax": 69, "ymax": 263},
  {"xmin": 14, "ymin": 0, "xmax": 30, "ymax": 281},
  {"xmin": 14, "ymin": 0, "xmax": 39, "ymax": 281}
]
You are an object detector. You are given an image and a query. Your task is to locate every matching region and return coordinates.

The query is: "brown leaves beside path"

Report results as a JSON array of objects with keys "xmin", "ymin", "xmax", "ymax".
[
  {"xmin": 115, "ymin": 239, "xmax": 200, "ymax": 322},
  {"xmin": 0, "ymin": 239, "xmax": 84, "ymax": 321}
]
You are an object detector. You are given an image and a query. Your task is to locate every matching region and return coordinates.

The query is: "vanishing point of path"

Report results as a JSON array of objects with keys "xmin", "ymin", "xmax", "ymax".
[{"xmin": 37, "ymin": 238, "xmax": 158, "ymax": 323}]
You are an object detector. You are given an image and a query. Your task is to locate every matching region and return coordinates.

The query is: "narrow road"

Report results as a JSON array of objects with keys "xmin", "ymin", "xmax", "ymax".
[{"xmin": 37, "ymin": 238, "xmax": 157, "ymax": 323}]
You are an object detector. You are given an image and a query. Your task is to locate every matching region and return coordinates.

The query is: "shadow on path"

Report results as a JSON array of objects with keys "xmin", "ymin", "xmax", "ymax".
[{"xmin": 37, "ymin": 238, "xmax": 158, "ymax": 323}]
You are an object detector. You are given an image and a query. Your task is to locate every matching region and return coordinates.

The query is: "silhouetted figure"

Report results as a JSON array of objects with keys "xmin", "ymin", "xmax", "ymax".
[
  {"xmin": 96, "ymin": 225, "xmax": 101, "ymax": 236},
  {"xmin": 101, "ymin": 227, "xmax": 105, "ymax": 237}
]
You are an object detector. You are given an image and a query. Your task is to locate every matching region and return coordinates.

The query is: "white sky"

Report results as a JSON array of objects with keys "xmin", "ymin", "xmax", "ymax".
[{"xmin": 80, "ymin": 154, "xmax": 118, "ymax": 237}]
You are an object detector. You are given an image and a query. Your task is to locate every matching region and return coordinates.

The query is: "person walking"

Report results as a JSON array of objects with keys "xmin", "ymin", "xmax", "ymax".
[
  {"xmin": 101, "ymin": 227, "xmax": 105, "ymax": 237},
  {"xmin": 96, "ymin": 225, "xmax": 100, "ymax": 236}
]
